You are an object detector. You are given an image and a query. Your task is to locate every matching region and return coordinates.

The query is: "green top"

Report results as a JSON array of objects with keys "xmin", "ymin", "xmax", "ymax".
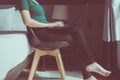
[{"xmin": 20, "ymin": 0, "xmax": 48, "ymax": 23}]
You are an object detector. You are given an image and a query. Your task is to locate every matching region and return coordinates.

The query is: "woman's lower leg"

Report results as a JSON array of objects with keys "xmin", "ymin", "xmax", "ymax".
[{"xmin": 69, "ymin": 27, "xmax": 111, "ymax": 77}]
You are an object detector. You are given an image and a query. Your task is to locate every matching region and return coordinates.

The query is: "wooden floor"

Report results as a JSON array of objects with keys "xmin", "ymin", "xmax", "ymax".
[
  {"xmin": 16, "ymin": 69, "xmax": 109, "ymax": 80},
  {"xmin": 16, "ymin": 69, "xmax": 83, "ymax": 80}
]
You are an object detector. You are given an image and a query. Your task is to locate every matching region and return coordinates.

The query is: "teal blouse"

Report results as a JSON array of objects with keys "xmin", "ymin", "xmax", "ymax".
[{"xmin": 20, "ymin": 0, "xmax": 48, "ymax": 23}]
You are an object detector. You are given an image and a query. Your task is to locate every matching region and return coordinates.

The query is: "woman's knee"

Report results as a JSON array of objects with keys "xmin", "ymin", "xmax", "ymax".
[{"xmin": 70, "ymin": 27, "xmax": 83, "ymax": 34}]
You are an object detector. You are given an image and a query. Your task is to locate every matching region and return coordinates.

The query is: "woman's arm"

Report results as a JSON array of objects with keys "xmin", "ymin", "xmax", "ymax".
[{"xmin": 21, "ymin": 10, "xmax": 64, "ymax": 28}]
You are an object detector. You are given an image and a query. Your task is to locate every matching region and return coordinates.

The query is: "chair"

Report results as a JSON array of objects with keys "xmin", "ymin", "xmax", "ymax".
[{"xmin": 27, "ymin": 27, "xmax": 71, "ymax": 80}]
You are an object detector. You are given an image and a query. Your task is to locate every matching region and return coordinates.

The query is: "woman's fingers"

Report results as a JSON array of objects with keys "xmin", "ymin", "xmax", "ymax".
[{"xmin": 56, "ymin": 21, "xmax": 64, "ymax": 27}]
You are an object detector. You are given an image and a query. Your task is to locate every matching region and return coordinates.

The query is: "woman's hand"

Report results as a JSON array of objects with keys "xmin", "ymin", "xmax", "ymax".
[
  {"xmin": 48, "ymin": 21, "xmax": 64, "ymax": 28},
  {"xmin": 54, "ymin": 21, "xmax": 64, "ymax": 27}
]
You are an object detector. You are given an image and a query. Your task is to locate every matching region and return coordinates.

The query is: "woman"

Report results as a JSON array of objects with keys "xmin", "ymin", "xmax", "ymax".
[{"xmin": 20, "ymin": 0, "xmax": 111, "ymax": 80}]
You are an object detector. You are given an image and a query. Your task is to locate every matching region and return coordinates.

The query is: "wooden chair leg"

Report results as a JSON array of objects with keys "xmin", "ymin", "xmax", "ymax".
[
  {"xmin": 28, "ymin": 49, "xmax": 42, "ymax": 80},
  {"xmin": 28, "ymin": 49, "xmax": 66, "ymax": 80},
  {"xmin": 54, "ymin": 49, "xmax": 66, "ymax": 80}
]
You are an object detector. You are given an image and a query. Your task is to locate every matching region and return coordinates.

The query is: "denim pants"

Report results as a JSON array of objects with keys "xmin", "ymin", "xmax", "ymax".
[{"xmin": 32, "ymin": 26, "xmax": 95, "ymax": 78}]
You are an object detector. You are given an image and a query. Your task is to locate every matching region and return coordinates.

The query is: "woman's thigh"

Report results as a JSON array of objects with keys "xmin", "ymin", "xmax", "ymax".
[{"xmin": 32, "ymin": 28, "xmax": 73, "ymax": 43}]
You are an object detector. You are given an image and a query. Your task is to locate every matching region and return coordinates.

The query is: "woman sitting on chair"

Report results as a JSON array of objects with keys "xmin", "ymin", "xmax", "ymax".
[{"xmin": 20, "ymin": 0, "xmax": 111, "ymax": 80}]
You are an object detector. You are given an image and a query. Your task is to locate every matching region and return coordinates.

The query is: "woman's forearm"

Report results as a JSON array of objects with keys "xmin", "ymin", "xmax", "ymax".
[
  {"xmin": 24, "ymin": 18, "xmax": 63, "ymax": 28},
  {"xmin": 24, "ymin": 18, "xmax": 50, "ymax": 28}
]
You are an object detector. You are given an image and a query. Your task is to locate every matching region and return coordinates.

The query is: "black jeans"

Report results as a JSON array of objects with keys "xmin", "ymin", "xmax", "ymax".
[{"xmin": 33, "ymin": 26, "xmax": 95, "ymax": 78}]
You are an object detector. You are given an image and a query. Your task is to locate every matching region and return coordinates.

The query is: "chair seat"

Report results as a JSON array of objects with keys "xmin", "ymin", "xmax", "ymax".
[{"xmin": 35, "ymin": 41, "xmax": 70, "ymax": 50}]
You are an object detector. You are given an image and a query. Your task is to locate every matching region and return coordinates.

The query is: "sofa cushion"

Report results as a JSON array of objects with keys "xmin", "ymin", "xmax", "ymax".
[
  {"xmin": 0, "ymin": 5, "xmax": 27, "ymax": 32},
  {"xmin": 0, "ymin": 5, "xmax": 15, "ymax": 30}
]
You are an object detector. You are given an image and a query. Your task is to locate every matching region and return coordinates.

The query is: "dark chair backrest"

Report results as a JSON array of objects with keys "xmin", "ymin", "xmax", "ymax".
[{"xmin": 27, "ymin": 27, "xmax": 42, "ymax": 48}]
